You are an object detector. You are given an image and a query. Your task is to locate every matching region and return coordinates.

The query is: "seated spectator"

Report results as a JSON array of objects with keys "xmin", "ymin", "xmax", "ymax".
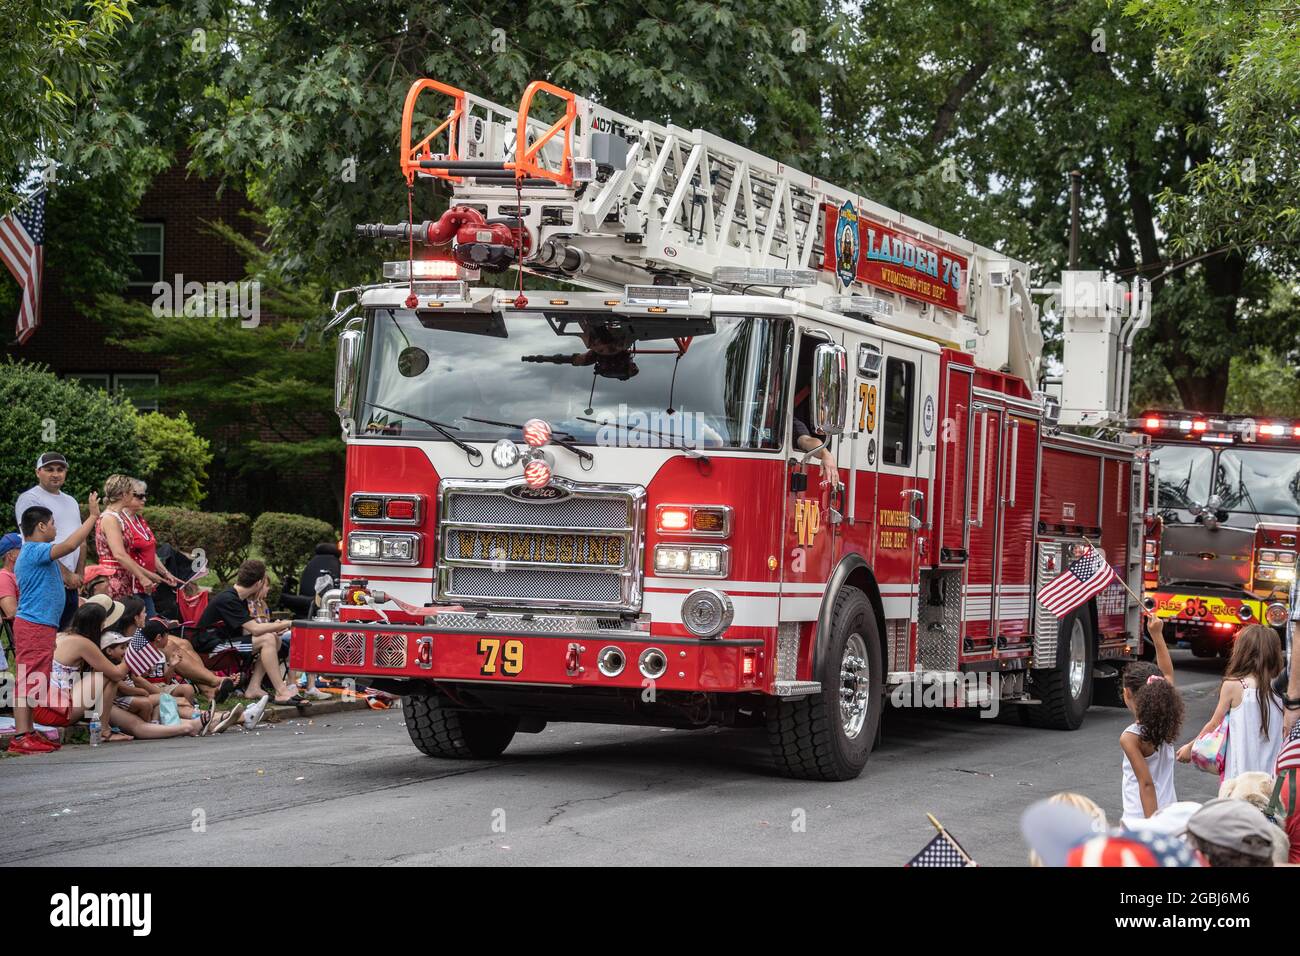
[
  {"xmin": 78, "ymin": 571, "xmax": 111, "ymax": 602},
  {"xmin": 115, "ymin": 598, "xmax": 195, "ymax": 708},
  {"xmin": 194, "ymin": 559, "xmax": 299, "ymax": 705},
  {"xmin": 87, "ymin": 593, "xmax": 234, "ymax": 703},
  {"xmin": 1185, "ymin": 798, "xmax": 1281, "ymax": 867},
  {"xmin": 28, "ymin": 602, "xmax": 132, "ymax": 743}
]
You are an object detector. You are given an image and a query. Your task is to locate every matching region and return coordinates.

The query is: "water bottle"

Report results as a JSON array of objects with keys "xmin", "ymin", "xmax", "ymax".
[{"xmin": 88, "ymin": 711, "xmax": 101, "ymax": 748}]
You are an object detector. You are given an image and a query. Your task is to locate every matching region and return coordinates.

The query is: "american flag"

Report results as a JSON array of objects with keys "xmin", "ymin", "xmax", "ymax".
[
  {"xmin": 0, "ymin": 189, "xmax": 45, "ymax": 344},
  {"xmin": 1037, "ymin": 545, "xmax": 1116, "ymax": 618},
  {"xmin": 905, "ymin": 827, "xmax": 976, "ymax": 867}
]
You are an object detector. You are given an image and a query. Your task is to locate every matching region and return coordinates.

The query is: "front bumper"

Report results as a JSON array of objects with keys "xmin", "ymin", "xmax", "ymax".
[
  {"xmin": 289, "ymin": 619, "xmax": 766, "ymax": 693},
  {"xmin": 1146, "ymin": 590, "xmax": 1267, "ymax": 627}
]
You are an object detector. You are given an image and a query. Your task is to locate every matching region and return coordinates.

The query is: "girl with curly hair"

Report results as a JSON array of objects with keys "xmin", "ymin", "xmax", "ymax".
[{"xmin": 1119, "ymin": 616, "xmax": 1184, "ymax": 828}]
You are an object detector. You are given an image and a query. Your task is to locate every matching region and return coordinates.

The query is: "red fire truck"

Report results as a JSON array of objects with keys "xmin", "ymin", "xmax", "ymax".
[
  {"xmin": 1132, "ymin": 411, "xmax": 1299, "ymax": 656},
  {"xmin": 289, "ymin": 77, "xmax": 1151, "ymax": 779}
]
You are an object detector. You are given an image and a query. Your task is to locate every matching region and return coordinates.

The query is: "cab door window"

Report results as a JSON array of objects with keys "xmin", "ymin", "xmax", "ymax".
[{"xmin": 882, "ymin": 356, "xmax": 915, "ymax": 466}]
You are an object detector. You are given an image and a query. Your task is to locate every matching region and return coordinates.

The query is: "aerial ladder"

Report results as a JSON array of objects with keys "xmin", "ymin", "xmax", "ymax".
[{"xmin": 358, "ymin": 77, "xmax": 1149, "ymax": 426}]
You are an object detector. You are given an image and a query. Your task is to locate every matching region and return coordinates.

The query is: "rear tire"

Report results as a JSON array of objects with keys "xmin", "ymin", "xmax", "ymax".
[
  {"xmin": 1024, "ymin": 608, "xmax": 1093, "ymax": 730},
  {"xmin": 403, "ymin": 689, "xmax": 518, "ymax": 759},
  {"xmin": 766, "ymin": 587, "xmax": 882, "ymax": 781}
]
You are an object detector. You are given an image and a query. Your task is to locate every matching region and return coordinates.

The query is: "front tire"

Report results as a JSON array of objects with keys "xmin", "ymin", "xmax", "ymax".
[
  {"xmin": 1023, "ymin": 608, "xmax": 1093, "ymax": 730},
  {"xmin": 403, "ymin": 689, "xmax": 518, "ymax": 759},
  {"xmin": 766, "ymin": 587, "xmax": 882, "ymax": 781}
]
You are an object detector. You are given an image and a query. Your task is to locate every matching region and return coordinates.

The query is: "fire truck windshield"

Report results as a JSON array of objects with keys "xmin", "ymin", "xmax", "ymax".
[
  {"xmin": 1152, "ymin": 444, "xmax": 1300, "ymax": 522},
  {"xmin": 356, "ymin": 308, "xmax": 790, "ymax": 450}
]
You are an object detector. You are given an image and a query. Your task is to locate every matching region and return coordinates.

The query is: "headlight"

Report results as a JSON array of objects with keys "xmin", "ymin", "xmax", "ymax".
[
  {"xmin": 1261, "ymin": 550, "xmax": 1278, "ymax": 563},
  {"xmin": 1278, "ymin": 551, "xmax": 1296, "ymax": 565},
  {"xmin": 347, "ymin": 532, "xmax": 420, "ymax": 566},
  {"xmin": 654, "ymin": 544, "xmax": 729, "ymax": 577}
]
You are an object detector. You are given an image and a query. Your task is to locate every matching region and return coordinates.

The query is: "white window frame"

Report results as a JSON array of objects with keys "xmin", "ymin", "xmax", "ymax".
[
  {"xmin": 127, "ymin": 222, "xmax": 165, "ymax": 288},
  {"xmin": 113, "ymin": 373, "xmax": 161, "ymax": 411}
]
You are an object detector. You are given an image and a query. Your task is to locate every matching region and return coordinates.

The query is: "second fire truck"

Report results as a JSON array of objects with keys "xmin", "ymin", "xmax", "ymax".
[{"xmin": 290, "ymin": 77, "xmax": 1152, "ymax": 780}]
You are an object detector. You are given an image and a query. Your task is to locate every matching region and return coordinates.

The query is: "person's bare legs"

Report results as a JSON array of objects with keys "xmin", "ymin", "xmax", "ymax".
[
  {"xmin": 167, "ymin": 638, "xmax": 222, "ymax": 695},
  {"xmin": 109, "ymin": 705, "xmax": 201, "ymax": 738},
  {"xmin": 253, "ymin": 633, "xmax": 293, "ymax": 700}
]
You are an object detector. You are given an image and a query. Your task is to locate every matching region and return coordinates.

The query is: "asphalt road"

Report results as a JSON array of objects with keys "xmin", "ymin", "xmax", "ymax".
[{"xmin": 1, "ymin": 650, "xmax": 1230, "ymax": 867}]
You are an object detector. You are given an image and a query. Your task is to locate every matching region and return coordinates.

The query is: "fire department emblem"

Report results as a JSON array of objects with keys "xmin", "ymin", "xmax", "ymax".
[{"xmin": 835, "ymin": 200, "xmax": 860, "ymax": 289}]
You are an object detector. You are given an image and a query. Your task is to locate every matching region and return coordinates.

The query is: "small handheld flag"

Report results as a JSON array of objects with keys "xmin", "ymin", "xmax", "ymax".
[
  {"xmin": 1037, "ymin": 545, "xmax": 1116, "ymax": 619},
  {"xmin": 905, "ymin": 815, "xmax": 976, "ymax": 867}
]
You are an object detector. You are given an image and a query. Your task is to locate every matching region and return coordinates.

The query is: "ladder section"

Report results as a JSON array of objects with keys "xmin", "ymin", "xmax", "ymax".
[{"xmin": 401, "ymin": 78, "xmax": 1042, "ymax": 384}]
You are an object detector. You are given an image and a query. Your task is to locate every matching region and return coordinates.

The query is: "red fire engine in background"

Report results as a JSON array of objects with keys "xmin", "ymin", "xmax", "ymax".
[
  {"xmin": 1132, "ymin": 411, "xmax": 1298, "ymax": 657},
  {"xmin": 290, "ymin": 77, "xmax": 1151, "ymax": 780}
]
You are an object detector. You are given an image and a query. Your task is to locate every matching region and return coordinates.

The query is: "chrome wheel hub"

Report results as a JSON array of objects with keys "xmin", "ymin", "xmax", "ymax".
[
  {"xmin": 839, "ymin": 633, "xmax": 871, "ymax": 739},
  {"xmin": 1067, "ymin": 618, "xmax": 1087, "ymax": 699}
]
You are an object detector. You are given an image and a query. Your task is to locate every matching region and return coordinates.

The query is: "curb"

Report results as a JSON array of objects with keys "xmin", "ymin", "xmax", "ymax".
[{"xmin": 264, "ymin": 697, "xmax": 375, "ymax": 721}]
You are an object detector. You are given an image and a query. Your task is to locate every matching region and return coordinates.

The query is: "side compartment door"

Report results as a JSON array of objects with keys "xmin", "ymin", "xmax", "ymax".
[
  {"xmin": 963, "ymin": 401, "xmax": 1004, "ymax": 648},
  {"xmin": 936, "ymin": 363, "xmax": 974, "ymax": 565},
  {"xmin": 995, "ymin": 413, "xmax": 1039, "ymax": 639}
]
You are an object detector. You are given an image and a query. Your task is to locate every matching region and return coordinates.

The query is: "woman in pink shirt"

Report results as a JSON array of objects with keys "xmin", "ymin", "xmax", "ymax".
[{"xmin": 96, "ymin": 475, "xmax": 181, "ymax": 617}]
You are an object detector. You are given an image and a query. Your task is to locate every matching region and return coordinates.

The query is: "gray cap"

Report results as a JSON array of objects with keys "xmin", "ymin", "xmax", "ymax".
[{"xmin": 1186, "ymin": 798, "xmax": 1276, "ymax": 859}]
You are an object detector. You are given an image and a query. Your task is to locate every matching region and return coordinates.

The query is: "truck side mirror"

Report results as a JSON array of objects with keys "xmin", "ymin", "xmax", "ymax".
[
  {"xmin": 811, "ymin": 342, "xmax": 847, "ymax": 435},
  {"xmin": 335, "ymin": 329, "xmax": 363, "ymax": 421}
]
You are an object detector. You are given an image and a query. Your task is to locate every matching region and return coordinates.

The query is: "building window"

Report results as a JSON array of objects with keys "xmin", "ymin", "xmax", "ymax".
[
  {"xmin": 113, "ymin": 373, "xmax": 160, "ymax": 411},
  {"xmin": 128, "ymin": 222, "xmax": 164, "ymax": 287},
  {"xmin": 67, "ymin": 373, "xmax": 112, "ymax": 392},
  {"xmin": 882, "ymin": 357, "xmax": 914, "ymax": 467}
]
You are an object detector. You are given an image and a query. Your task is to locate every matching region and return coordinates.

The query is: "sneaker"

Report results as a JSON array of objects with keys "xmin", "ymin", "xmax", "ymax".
[
  {"xmin": 242, "ymin": 695, "xmax": 270, "ymax": 730},
  {"xmin": 209, "ymin": 703, "xmax": 245, "ymax": 735},
  {"xmin": 8, "ymin": 733, "xmax": 57, "ymax": 755},
  {"xmin": 303, "ymin": 688, "xmax": 332, "ymax": 701}
]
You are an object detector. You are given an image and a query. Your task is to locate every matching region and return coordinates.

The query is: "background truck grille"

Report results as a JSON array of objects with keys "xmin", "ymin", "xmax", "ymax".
[{"xmin": 438, "ymin": 478, "xmax": 644, "ymax": 611}]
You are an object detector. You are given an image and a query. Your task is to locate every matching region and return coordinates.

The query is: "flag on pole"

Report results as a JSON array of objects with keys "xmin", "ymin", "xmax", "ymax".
[
  {"xmin": 905, "ymin": 817, "xmax": 977, "ymax": 867},
  {"xmin": 0, "ymin": 189, "xmax": 46, "ymax": 344},
  {"xmin": 1037, "ymin": 545, "xmax": 1117, "ymax": 619}
]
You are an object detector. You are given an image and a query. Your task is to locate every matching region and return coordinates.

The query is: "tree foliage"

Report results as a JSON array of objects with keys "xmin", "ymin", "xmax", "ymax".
[{"xmin": 135, "ymin": 410, "xmax": 212, "ymax": 509}]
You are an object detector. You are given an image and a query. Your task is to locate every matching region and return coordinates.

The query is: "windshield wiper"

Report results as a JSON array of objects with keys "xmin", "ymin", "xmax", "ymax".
[
  {"xmin": 576, "ymin": 415, "xmax": 710, "ymax": 463},
  {"xmin": 459, "ymin": 416, "xmax": 594, "ymax": 464},
  {"xmin": 363, "ymin": 401, "xmax": 483, "ymax": 466}
]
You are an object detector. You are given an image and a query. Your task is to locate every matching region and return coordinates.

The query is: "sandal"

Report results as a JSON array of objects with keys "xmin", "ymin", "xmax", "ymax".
[
  {"xmin": 214, "ymin": 678, "xmax": 235, "ymax": 704},
  {"xmin": 102, "ymin": 731, "xmax": 134, "ymax": 743}
]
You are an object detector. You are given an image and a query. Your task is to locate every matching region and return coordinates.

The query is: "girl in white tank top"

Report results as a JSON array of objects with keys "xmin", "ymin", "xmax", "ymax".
[
  {"xmin": 1178, "ymin": 624, "xmax": 1286, "ymax": 779},
  {"xmin": 1120, "ymin": 617, "xmax": 1184, "ymax": 828}
]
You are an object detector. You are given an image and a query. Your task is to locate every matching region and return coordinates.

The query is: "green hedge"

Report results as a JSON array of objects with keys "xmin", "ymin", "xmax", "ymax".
[
  {"xmin": 145, "ymin": 506, "xmax": 251, "ymax": 584},
  {"xmin": 252, "ymin": 512, "xmax": 336, "ymax": 591},
  {"xmin": 0, "ymin": 359, "xmax": 141, "ymax": 520},
  {"xmin": 136, "ymin": 411, "xmax": 212, "ymax": 509}
]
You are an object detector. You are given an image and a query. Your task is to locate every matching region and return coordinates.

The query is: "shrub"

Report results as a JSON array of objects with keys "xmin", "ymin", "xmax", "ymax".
[
  {"xmin": 146, "ymin": 507, "xmax": 251, "ymax": 584},
  {"xmin": 0, "ymin": 359, "xmax": 141, "ymax": 518},
  {"xmin": 252, "ymin": 512, "xmax": 336, "ymax": 591},
  {"xmin": 136, "ymin": 411, "xmax": 212, "ymax": 509}
]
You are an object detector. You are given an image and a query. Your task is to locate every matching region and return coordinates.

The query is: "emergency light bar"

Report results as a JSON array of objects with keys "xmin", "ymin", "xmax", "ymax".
[
  {"xmin": 824, "ymin": 295, "xmax": 895, "ymax": 319},
  {"xmin": 383, "ymin": 259, "xmax": 466, "ymax": 280},
  {"xmin": 411, "ymin": 280, "xmax": 469, "ymax": 301},
  {"xmin": 1131, "ymin": 412, "xmax": 1300, "ymax": 444},
  {"xmin": 712, "ymin": 266, "xmax": 817, "ymax": 288}
]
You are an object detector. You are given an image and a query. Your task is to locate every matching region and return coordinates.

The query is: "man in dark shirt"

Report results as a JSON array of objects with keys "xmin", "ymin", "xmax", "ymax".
[{"xmin": 195, "ymin": 559, "xmax": 298, "ymax": 704}]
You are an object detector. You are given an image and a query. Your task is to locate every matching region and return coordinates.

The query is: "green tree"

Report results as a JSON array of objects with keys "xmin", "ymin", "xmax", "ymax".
[
  {"xmin": 0, "ymin": 359, "xmax": 141, "ymax": 512},
  {"xmin": 136, "ymin": 410, "xmax": 212, "ymax": 509}
]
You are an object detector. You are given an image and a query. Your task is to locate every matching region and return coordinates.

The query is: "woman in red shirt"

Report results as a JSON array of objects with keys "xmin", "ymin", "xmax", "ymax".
[{"xmin": 96, "ymin": 475, "xmax": 181, "ymax": 617}]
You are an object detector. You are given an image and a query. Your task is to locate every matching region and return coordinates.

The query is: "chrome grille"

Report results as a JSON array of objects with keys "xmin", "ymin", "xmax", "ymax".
[
  {"xmin": 445, "ymin": 494, "xmax": 630, "ymax": 528},
  {"xmin": 449, "ymin": 567, "xmax": 623, "ymax": 603},
  {"xmin": 1033, "ymin": 543, "xmax": 1063, "ymax": 668},
  {"xmin": 438, "ymin": 477, "xmax": 644, "ymax": 611},
  {"xmin": 332, "ymin": 631, "xmax": 364, "ymax": 667}
]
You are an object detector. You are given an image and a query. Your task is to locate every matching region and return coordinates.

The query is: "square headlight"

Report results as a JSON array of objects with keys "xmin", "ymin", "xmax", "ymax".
[
  {"xmin": 654, "ymin": 547, "xmax": 690, "ymax": 574},
  {"xmin": 349, "ymin": 534, "xmax": 381, "ymax": 560}
]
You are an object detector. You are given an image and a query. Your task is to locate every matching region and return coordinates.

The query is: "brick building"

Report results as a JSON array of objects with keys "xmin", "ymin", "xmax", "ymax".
[
  {"xmin": 10, "ymin": 161, "xmax": 342, "ymax": 522},
  {"xmin": 16, "ymin": 160, "xmax": 257, "ymax": 408}
]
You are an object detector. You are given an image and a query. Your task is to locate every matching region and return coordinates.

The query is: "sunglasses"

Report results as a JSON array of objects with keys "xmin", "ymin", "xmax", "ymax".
[{"xmin": 132, "ymin": 492, "xmax": 148, "ymax": 500}]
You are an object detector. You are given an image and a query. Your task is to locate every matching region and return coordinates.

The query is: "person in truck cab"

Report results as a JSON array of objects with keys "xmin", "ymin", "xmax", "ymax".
[{"xmin": 792, "ymin": 382, "xmax": 841, "ymax": 490}]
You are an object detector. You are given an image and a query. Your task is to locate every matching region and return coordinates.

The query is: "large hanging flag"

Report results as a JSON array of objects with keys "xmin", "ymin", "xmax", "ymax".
[
  {"xmin": 1038, "ymin": 544, "xmax": 1117, "ymax": 618},
  {"xmin": 0, "ymin": 188, "xmax": 46, "ymax": 344}
]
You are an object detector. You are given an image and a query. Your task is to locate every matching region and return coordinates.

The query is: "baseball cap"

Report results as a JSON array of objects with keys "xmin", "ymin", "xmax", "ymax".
[
  {"xmin": 1020, "ymin": 800, "xmax": 1105, "ymax": 867},
  {"xmin": 1066, "ymin": 829, "xmax": 1203, "ymax": 867},
  {"xmin": 85, "ymin": 593, "xmax": 126, "ymax": 629},
  {"xmin": 100, "ymin": 630, "xmax": 131, "ymax": 650},
  {"xmin": 36, "ymin": 452, "xmax": 68, "ymax": 469},
  {"xmin": 1186, "ymin": 798, "xmax": 1277, "ymax": 861},
  {"xmin": 0, "ymin": 532, "xmax": 21, "ymax": 560}
]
